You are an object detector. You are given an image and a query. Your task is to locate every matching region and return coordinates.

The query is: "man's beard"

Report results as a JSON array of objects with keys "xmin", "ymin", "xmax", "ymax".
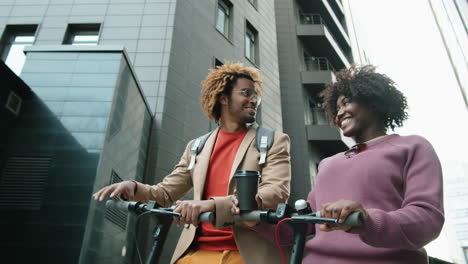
[
  {"xmin": 241, "ymin": 115, "xmax": 255, "ymax": 123},
  {"xmin": 228, "ymin": 98, "xmax": 256, "ymax": 124}
]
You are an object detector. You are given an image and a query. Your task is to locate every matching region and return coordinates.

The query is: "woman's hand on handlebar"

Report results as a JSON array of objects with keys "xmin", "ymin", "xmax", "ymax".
[
  {"xmin": 319, "ymin": 199, "xmax": 367, "ymax": 232},
  {"xmin": 173, "ymin": 199, "xmax": 215, "ymax": 227},
  {"xmin": 92, "ymin": 180, "xmax": 137, "ymax": 201}
]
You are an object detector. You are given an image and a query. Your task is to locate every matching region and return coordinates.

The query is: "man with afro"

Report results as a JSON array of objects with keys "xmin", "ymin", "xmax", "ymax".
[{"xmin": 93, "ymin": 62, "xmax": 291, "ymax": 264}]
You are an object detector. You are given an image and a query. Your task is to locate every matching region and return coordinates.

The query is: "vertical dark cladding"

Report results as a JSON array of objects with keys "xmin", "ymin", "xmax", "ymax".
[{"xmin": 0, "ymin": 50, "xmax": 152, "ymax": 264}]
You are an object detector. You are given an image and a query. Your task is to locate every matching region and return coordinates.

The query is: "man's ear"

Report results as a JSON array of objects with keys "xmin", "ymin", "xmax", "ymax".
[{"xmin": 219, "ymin": 93, "xmax": 228, "ymax": 105}]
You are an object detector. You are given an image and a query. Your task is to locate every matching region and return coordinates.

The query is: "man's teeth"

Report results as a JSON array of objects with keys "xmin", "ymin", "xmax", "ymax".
[{"xmin": 341, "ymin": 119, "xmax": 350, "ymax": 126}]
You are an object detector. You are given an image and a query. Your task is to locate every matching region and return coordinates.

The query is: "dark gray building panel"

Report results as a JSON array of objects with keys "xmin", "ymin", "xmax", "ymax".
[
  {"xmin": 275, "ymin": 0, "xmax": 352, "ymax": 202},
  {"xmin": 0, "ymin": 46, "xmax": 152, "ymax": 263}
]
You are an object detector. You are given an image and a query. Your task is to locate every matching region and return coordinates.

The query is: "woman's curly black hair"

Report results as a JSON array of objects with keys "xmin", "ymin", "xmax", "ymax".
[{"xmin": 320, "ymin": 64, "xmax": 408, "ymax": 131}]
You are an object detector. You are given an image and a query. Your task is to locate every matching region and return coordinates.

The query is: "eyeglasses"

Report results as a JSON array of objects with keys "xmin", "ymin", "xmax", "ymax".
[{"xmin": 237, "ymin": 88, "xmax": 259, "ymax": 101}]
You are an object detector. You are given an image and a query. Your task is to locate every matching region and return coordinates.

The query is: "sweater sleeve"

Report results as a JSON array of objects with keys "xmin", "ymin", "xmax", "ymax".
[
  {"xmin": 350, "ymin": 137, "xmax": 444, "ymax": 249},
  {"xmin": 133, "ymin": 141, "xmax": 194, "ymax": 207}
]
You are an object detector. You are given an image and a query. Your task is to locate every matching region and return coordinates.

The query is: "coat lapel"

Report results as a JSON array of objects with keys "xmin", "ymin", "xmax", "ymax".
[
  {"xmin": 229, "ymin": 126, "xmax": 256, "ymax": 182},
  {"xmin": 193, "ymin": 127, "xmax": 219, "ymax": 200}
]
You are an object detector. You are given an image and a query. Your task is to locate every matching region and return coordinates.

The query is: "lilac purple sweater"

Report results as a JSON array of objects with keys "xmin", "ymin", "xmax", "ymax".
[{"xmin": 254, "ymin": 134, "xmax": 444, "ymax": 264}]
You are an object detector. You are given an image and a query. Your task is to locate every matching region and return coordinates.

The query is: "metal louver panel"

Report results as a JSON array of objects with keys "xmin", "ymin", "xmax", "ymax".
[
  {"xmin": 0, "ymin": 156, "xmax": 51, "ymax": 210},
  {"xmin": 104, "ymin": 171, "xmax": 128, "ymax": 230},
  {"xmin": 6, "ymin": 91, "xmax": 22, "ymax": 116}
]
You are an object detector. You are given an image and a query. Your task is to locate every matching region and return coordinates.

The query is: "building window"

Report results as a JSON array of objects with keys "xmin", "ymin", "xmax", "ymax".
[
  {"xmin": 214, "ymin": 58, "xmax": 224, "ymax": 68},
  {"xmin": 0, "ymin": 25, "xmax": 37, "ymax": 75},
  {"xmin": 245, "ymin": 21, "xmax": 258, "ymax": 64},
  {"xmin": 216, "ymin": 0, "xmax": 232, "ymax": 39},
  {"xmin": 309, "ymin": 99, "xmax": 327, "ymax": 125},
  {"xmin": 63, "ymin": 24, "xmax": 100, "ymax": 45}
]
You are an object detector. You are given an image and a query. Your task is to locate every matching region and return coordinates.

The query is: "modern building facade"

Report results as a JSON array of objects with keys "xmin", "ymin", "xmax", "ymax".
[
  {"xmin": 0, "ymin": 1, "xmax": 282, "ymax": 263},
  {"xmin": 0, "ymin": 0, "xmax": 361, "ymax": 263},
  {"xmin": 0, "ymin": 45, "xmax": 153, "ymax": 264},
  {"xmin": 428, "ymin": 0, "xmax": 468, "ymax": 111},
  {"xmin": 443, "ymin": 161, "xmax": 468, "ymax": 264},
  {"xmin": 274, "ymin": 0, "xmax": 354, "ymax": 202},
  {"xmin": 426, "ymin": 1, "xmax": 468, "ymax": 262}
]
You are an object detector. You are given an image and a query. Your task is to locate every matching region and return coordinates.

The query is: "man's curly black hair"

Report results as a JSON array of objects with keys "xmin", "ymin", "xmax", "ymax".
[{"xmin": 320, "ymin": 64, "xmax": 408, "ymax": 131}]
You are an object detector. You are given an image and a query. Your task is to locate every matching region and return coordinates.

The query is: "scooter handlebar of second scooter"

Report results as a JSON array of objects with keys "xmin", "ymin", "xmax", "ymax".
[
  {"xmin": 292, "ymin": 211, "xmax": 364, "ymax": 226},
  {"xmin": 232, "ymin": 201, "xmax": 364, "ymax": 227}
]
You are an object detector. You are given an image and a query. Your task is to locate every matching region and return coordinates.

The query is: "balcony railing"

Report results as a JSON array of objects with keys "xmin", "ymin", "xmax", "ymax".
[
  {"xmin": 304, "ymin": 56, "xmax": 335, "ymax": 72},
  {"xmin": 299, "ymin": 13, "xmax": 325, "ymax": 25},
  {"xmin": 306, "ymin": 107, "xmax": 329, "ymax": 125},
  {"xmin": 298, "ymin": 12, "xmax": 346, "ymax": 62}
]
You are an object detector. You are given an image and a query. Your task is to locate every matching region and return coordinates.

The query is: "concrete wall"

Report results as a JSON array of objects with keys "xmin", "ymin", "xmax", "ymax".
[{"xmin": 275, "ymin": 0, "xmax": 313, "ymax": 202}]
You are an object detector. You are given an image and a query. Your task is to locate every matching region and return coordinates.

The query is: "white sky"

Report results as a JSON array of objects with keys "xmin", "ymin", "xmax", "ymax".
[{"xmin": 348, "ymin": 0, "xmax": 468, "ymax": 262}]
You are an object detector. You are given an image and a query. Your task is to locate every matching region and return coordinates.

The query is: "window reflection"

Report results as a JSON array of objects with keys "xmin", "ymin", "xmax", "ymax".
[
  {"xmin": 63, "ymin": 24, "xmax": 100, "ymax": 45},
  {"xmin": 3, "ymin": 34, "xmax": 35, "ymax": 75},
  {"xmin": 216, "ymin": 1, "xmax": 231, "ymax": 37}
]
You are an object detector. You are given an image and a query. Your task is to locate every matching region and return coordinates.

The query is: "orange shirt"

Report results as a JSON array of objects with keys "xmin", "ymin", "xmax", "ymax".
[{"xmin": 195, "ymin": 129, "xmax": 248, "ymax": 251}]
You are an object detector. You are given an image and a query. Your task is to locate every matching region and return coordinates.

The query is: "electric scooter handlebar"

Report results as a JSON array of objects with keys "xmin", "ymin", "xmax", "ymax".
[
  {"xmin": 105, "ymin": 200, "xmax": 215, "ymax": 223},
  {"xmin": 291, "ymin": 211, "xmax": 364, "ymax": 226},
  {"xmin": 233, "ymin": 202, "xmax": 364, "ymax": 226}
]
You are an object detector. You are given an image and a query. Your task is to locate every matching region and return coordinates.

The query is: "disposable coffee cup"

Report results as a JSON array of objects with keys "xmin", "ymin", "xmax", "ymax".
[{"xmin": 234, "ymin": 170, "xmax": 260, "ymax": 211}]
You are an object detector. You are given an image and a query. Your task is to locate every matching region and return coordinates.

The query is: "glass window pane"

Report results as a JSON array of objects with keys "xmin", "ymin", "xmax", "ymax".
[
  {"xmin": 14, "ymin": 36, "xmax": 35, "ymax": 44},
  {"xmin": 245, "ymin": 35, "xmax": 251, "ymax": 59},
  {"xmin": 72, "ymin": 35, "xmax": 99, "ymax": 45},
  {"xmin": 224, "ymin": 12, "xmax": 229, "ymax": 36},
  {"xmin": 216, "ymin": 7, "xmax": 226, "ymax": 33},
  {"xmin": 74, "ymin": 35, "xmax": 99, "ymax": 42},
  {"xmin": 5, "ymin": 39, "xmax": 34, "ymax": 75},
  {"xmin": 250, "ymin": 39, "xmax": 255, "ymax": 60},
  {"xmin": 64, "ymin": 24, "xmax": 101, "ymax": 45}
]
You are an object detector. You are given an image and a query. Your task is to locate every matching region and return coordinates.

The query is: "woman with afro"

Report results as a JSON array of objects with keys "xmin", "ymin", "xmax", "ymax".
[
  {"xmin": 305, "ymin": 64, "xmax": 444, "ymax": 263},
  {"xmin": 249, "ymin": 64, "xmax": 444, "ymax": 264}
]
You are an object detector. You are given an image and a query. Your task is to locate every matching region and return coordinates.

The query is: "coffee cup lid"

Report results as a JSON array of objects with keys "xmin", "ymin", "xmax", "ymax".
[{"xmin": 234, "ymin": 170, "xmax": 259, "ymax": 177}]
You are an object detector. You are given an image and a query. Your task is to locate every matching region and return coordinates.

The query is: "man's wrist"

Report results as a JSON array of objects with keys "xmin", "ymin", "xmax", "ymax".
[{"xmin": 209, "ymin": 198, "xmax": 216, "ymax": 212}]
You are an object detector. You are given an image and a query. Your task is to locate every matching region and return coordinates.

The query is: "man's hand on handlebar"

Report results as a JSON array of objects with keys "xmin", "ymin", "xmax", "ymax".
[
  {"xmin": 231, "ymin": 193, "xmax": 263, "ymax": 227},
  {"xmin": 319, "ymin": 199, "xmax": 367, "ymax": 232},
  {"xmin": 92, "ymin": 180, "xmax": 137, "ymax": 201},
  {"xmin": 173, "ymin": 199, "xmax": 215, "ymax": 227}
]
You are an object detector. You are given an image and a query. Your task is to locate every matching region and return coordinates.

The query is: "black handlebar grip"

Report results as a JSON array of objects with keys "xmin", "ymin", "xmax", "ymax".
[
  {"xmin": 342, "ymin": 211, "xmax": 364, "ymax": 226},
  {"xmin": 105, "ymin": 200, "xmax": 130, "ymax": 211},
  {"xmin": 233, "ymin": 211, "xmax": 264, "ymax": 222},
  {"xmin": 199, "ymin": 212, "xmax": 214, "ymax": 223},
  {"xmin": 315, "ymin": 211, "xmax": 364, "ymax": 226}
]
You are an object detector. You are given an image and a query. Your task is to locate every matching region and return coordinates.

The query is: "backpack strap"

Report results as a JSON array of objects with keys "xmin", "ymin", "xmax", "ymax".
[
  {"xmin": 188, "ymin": 130, "xmax": 213, "ymax": 170},
  {"xmin": 256, "ymin": 127, "xmax": 275, "ymax": 165},
  {"xmin": 187, "ymin": 127, "xmax": 275, "ymax": 169}
]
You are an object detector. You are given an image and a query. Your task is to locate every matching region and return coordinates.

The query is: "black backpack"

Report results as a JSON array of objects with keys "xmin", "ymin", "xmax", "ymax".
[{"xmin": 187, "ymin": 127, "xmax": 275, "ymax": 170}]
